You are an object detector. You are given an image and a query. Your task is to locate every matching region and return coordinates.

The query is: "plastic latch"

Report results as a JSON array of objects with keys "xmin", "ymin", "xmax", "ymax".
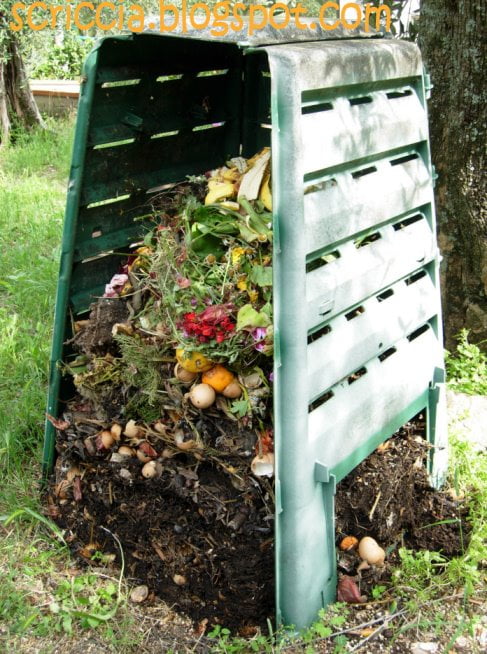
[
  {"xmin": 315, "ymin": 462, "xmax": 337, "ymax": 494},
  {"xmin": 429, "ymin": 366, "xmax": 445, "ymax": 401},
  {"xmin": 122, "ymin": 112, "xmax": 144, "ymax": 130},
  {"xmin": 431, "ymin": 164, "xmax": 438, "ymax": 189},
  {"xmin": 319, "ymin": 299, "xmax": 334, "ymax": 316}
]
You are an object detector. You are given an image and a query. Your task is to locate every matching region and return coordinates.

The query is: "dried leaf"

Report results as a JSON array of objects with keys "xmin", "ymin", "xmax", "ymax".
[
  {"xmin": 72, "ymin": 477, "xmax": 83, "ymax": 502},
  {"xmin": 46, "ymin": 413, "xmax": 70, "ymax": 430},
  {"xmin": 139, "ymin": 441, "xmax": 158, "ymax": 458},
  {"xmin": 337, "ymin": 575, "xmax": 366, "ymax": 604},
  {"xmin": 194, "ymin": 618, "xmax": 209, "ymax": 637}
]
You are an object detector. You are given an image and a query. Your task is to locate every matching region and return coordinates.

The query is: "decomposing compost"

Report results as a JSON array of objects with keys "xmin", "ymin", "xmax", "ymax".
[{"xmin": 46, "ymin": 148, "xmax": 469, "ymax": 632}]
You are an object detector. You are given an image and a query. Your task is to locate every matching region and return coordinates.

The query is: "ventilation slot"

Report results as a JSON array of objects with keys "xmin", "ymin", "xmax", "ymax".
[
  {"xmin": 349, "ymin": 95, "xmax": 373, "ymax": 106},
  {"xmin": 81, "ymin": 250, "xmax": 114, "ymax": 264},
  {"xmin": 376, "ymin": 288, "xmax": 394, "ymax": 302},
  {"xmin": 92, "ymin": 228, "xmax": 102, "ymax": 239},
  {"xmin": 307, "ymin": 324, "xmax": 332, "ymax": 344},
  {"xmin": 407, "ymin": 324, "xmax": 430, "ymax": 341},
  {"xmin": 146, "ymin": 181, "xmax": 179, "ymax": 194},
  {"xmin": 87, "ymin": 194, "xmax": 131, "ymax": 209},
  {"xmin": 102, "ymin": 79, "xmax": 140, "ymax": 88},
  {"xmin": 197, "ymin": 69, "xmax": 228, "ymax": 77},
  {"xmin": 386, "ymin": 89, "xmax": 413, "ymax": 99},
  {"xmin": 260, "ymin": 123, "xmax": 272, "ymax": 129},
  {"xmin": 308, "ymin": 390, "xmax": 334, "ymax": 413},
  {"xmin": 390, "ymin": 153, "xmax": 419, "ymax": 166},
  {"xmin": 304, "ymin": 178, "xmax": 337, "ymax": 195},
  {"xmin": 345, "ymin": 306, "xmax": 365, "ymax": 321},
  {"xmin": 348, "ymin": 367, "xmax": 367, "ymax": 384},
  {"xmin": 405, "ymin": 270, "xmax": 427, "ymax": 286},
  {"xmin": 193, "ymin": 122, "xmax": 225, "ymax": 131},
  {"xmin": 393, "ymin": 214, "xmax": 424, "ymax": 230},
  {"xmin": 156, "ymin": 74, "xmax": 183, "ymax": 82},
  {"xmin": 354, "ymin": 232, "xmax": 381, "ymax": 248},
  {"xmin": 93, "ymin": 138, "xmax": 135, "ymax": 150},
  {"xmin": 352, "ymin": 166, "xmax": 377, "ymax": 179},
  {"xmin": 150, "ymin": 130, "xmax": 179, "ymax": 140},
  {"xmin": 306, "ymin": 250, "xmax": 340, "ymax": 273},
  {"xmin": 378, "ymin": 347, "xmax": 397, "ymax": 362},
  {"xmin": 302, "ymin": 102, "xmax": 333, "ymax": 115}
]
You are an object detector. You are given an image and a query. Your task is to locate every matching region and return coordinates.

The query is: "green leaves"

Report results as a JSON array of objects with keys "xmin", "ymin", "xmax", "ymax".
[
  {"xmin": 187, "ymin": 205, "xmax": 239, "ymax": 258},
  {"xmin": 249, "ymin": 265, "xmax": 272, "ymax": 287},
  {"xmin": 236, "ymin": 304, "xmax": 271, "ymax": 331}
]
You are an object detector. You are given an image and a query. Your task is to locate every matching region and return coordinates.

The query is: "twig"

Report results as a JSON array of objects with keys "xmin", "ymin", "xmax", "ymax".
[
  {"xmin": 99, "ymin": 525, "xmax": 125, "ymax": 603},
  {"xmin": 368, "ymin": 491, "xmax": 381, "ymax": 520}
]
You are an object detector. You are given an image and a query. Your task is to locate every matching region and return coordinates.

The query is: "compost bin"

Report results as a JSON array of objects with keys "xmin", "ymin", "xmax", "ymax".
[{"xmin": 43, "ymin": 21, "xmax": 448, "ymax": 630}]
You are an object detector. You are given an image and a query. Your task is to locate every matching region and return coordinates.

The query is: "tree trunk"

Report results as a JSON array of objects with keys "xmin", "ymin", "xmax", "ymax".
[
  {"xmin": 419, "ymin": 0, "xmax": 487, "ymax": 350},
  {"xmin": 0, "ymin": 27, "xmax": 44, "ymax": 145}
]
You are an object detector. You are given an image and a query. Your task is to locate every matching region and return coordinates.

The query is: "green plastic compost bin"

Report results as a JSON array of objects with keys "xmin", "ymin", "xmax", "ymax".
[{"xmin": 44, "ymin": 21, "xmax": 448, "ymax": 630}]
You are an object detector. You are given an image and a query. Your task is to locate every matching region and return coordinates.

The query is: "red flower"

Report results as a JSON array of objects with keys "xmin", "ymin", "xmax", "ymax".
[{"xmin": 179, "ymin": 304, "xmax": 236, "ymax": 344}]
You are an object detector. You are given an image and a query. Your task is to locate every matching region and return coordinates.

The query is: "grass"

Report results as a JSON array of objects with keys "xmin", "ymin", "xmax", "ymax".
[
  {"xmin": 0, "ymin": 120, "xmax": 486, "ymax": 653},
  {"xmin": 0, "ymin": 120, "xmax": 72, "ymax": 479}
]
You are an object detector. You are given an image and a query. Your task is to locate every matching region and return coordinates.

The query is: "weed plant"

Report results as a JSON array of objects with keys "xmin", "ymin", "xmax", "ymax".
[{"xmin": 445, "ymin": 329, "xmax": 487, "ymax": 395}]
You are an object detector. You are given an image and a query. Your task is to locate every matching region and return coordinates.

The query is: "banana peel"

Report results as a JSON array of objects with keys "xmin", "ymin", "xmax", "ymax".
[
  {"xmin": 222, "ymin": 167, "xmax": 242, "ymax": 183},
  {"xmin": 205, "ymin": 180, "xmax": 236, "ymax": 205},
  {"xmin": 259, "ymin": 173, "xmax": 272, "ymax": 211},
  {"xmin": 238, "ymin": 149, "xmax": 271, "ymax": 202}
]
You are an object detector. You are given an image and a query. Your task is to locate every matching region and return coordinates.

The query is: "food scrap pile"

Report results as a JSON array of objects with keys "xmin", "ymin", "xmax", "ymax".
[{"xmin": 47, "ymin": 149, "xmax": 276, "ymax": 630}]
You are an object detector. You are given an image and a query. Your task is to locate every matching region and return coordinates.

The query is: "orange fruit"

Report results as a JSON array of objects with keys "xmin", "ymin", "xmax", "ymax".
[{"xmin": 201, "ymin": 364, "xmax": 235, "ymax": 393}]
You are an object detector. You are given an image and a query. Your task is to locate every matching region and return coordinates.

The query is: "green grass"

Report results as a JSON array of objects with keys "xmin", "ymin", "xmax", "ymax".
[
  {"xmin": 0, "ymin": 119, "xmax": 486, "ymax": 653},
  {"xmin": 0, "ymin": 119, "xmax": 72, "ymax": 488}
]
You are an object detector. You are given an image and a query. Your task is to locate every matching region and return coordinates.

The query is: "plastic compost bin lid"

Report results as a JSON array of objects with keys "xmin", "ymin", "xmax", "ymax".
[{"xmin": 142, "ymin": 15, "xmax": 389, "ymax": 46}]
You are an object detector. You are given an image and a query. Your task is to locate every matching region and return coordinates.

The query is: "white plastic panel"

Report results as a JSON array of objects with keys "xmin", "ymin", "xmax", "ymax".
[
  {"xmin": 308, "ymin": 325, "xmax": 438, "ymax": 474},
  {"xmin": 306, "ymin": 216, "xmax": 436, "ymax": 330},
  {"xmin": 307, "ymin": 271, "xmax": 438, "ymax": 401},
  {"xmin": 301, "ymin": 89, "xmax": 427, "ymax": 174},
  {"xmin": 304, "ymin": 154, "xmax": 431, "ymax": 256}
]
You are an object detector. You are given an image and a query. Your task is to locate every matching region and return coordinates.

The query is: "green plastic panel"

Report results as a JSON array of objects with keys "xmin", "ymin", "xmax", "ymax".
[{"xmin": 44, "ymin": 31, "xmax": 447, "ymax": 631}]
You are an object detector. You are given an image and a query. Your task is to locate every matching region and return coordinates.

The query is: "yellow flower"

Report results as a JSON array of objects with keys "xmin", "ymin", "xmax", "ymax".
[
  {"xmin": 232, "ymin": 247, "xmax": 246, "ymax": 265},
  {"xmin": 248, "ymin": 290, "xmax": 259, "ymax": 303},
  {"xmin": 237, "ymin": 276, "xmax": 248, "ymax": 291}
]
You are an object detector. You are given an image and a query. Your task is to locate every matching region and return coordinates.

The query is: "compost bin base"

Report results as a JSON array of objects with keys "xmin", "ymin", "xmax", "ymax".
[{"xmin": 46, "ymin": 418, "xmax": 469, "ymax": 632}]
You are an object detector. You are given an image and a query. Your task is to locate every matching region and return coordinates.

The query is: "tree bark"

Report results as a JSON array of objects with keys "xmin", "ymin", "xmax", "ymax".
[
  {"xmin": 0, "ymin": 26, "xmax": 44, "ymax": 145},
  {"xmin": 419, "ymin": 0, "xmax": 487, "ymax": 349}
]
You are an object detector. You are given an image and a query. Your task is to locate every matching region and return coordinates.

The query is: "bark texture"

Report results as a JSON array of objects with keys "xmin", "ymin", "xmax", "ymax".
[
  {"xmin": 0, "ymin": 27, "xmax": 44, "ymax": 145},
  {"xmin": 419, "ymin": 0, "xmax": 487, "ymax": 349}
]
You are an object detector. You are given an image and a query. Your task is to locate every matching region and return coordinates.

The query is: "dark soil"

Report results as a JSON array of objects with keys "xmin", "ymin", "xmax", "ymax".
[
  {"xmin": 46, "ymin": 416, "xmax": 470, "ymax": 635},
  {"xmin": 335, "ymin": 419, "xmax": 470, "ymax": 599},
  {"xmin": 49, "ymin": 445, "xmax": 274, "ymax": 632}
]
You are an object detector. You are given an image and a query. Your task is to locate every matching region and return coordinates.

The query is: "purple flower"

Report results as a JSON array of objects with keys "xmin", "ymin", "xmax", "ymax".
[
  {"xmin": 252, "ymin": 327, "xmax": 267, "ymax": 342},
  {"xmin": 255, "ymin": 342, "xmax": 266, "ymax": 352},
  {"xmin": 103, "ymin": 273, "xmax": 128, "ymax": 297},
  {"xmin": 269, "ymin": 372, "xmax": 274, "ymax": 383}
]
